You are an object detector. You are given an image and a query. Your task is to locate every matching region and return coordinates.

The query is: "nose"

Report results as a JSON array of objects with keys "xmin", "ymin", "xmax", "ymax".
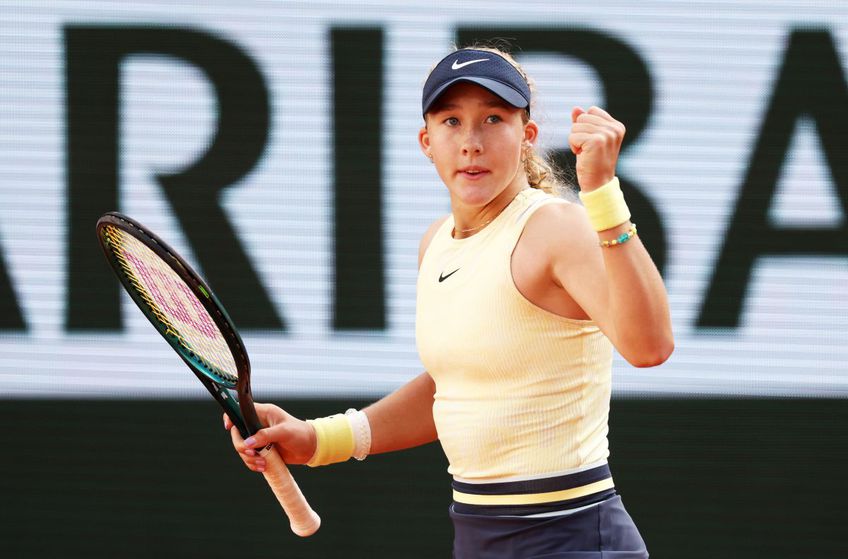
[{"xmin": 461, "ymin": 127, "xmax": 483, "ymax": 156}]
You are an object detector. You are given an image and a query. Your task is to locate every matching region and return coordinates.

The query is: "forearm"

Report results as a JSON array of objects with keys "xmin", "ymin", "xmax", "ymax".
[
  {"xmin": 599, "ymin": 221, "xmax": 673, "ymax": 366},
  {"xmin": 569, "ymin": 108, "xmax": 673, "ymax": 366},
  {"xmin": 363, "ymin": 371, "xmax": 438, "ymax": 454}
]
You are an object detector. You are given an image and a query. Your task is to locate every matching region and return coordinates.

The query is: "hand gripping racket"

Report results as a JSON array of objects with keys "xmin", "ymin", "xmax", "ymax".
[{"xmin": 96, "ymin": 212, "xmax": 320, "ymax": 537}]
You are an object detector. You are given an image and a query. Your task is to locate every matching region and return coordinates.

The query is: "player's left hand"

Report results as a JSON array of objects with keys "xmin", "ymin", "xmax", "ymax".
[{"xmin": 568, "ymin": 106, "xmax": 625, "ymax": 192}]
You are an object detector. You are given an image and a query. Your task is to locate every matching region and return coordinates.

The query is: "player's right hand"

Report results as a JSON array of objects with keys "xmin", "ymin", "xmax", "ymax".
[{"xmin": 224, "ymin": 403, "xmax": 317, "ymax": 471}]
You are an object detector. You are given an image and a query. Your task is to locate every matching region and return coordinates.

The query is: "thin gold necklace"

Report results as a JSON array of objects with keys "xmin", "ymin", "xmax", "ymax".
[
  {"xmin": 456, "ymin": 217, "xmax": 494, "ymax": 234},
  {"xmin": 454, "ymin": 202, "xmax": 509, "ymax": 236}
]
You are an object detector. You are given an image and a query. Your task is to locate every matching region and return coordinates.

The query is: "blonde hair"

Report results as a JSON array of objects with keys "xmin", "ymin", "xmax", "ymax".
[{"xmin": 424, "ymin": 44, "xmax": 567, "ymax": 196}]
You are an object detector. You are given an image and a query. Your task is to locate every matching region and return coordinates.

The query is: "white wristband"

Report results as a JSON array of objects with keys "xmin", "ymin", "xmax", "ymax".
[{"xmin": 345, "ymin": 408, "xmax": 372, "ymax": 461}]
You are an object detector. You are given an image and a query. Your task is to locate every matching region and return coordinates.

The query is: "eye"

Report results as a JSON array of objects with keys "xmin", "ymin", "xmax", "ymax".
[
  {"xmin": 444, "ymin": 117, "xmax": 460, "ymax": 126},
  {"xmin": 486, "ymin": 115, "xmax": 503, "ymax": 124}
]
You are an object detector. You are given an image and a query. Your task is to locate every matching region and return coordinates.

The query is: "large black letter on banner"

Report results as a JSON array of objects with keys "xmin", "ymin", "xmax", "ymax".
[
  {"xmin": 332, "ymin": 28, "xmax": 385, "ymax": 330},
  {"xmin": 456, "ymin": 28, "xmax": 665, "ymax": 275},
  {"xmin": 65, "ymin": 26, "xmax": 283, "ymax": 331},
  {"xmin": 0, "ymin": 242, "xmax": 25, "ymax": 330},
  {"xmin": 697, "ymin": 30, "xmax": 848, "ymax": 328}
]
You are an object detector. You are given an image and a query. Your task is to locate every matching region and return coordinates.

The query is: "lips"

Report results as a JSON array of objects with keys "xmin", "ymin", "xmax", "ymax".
[{"xmin": 457, "ymin": 166, "xmax": 490, "ymax": 180}]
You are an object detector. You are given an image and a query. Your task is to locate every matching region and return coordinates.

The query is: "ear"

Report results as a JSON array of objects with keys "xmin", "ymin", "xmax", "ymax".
[
  {"xmin": 523, "ymin": 119, "xmax": 539, "ymax": 145},
  {"xmin": 418, "ymin": 126, "xmax": 431, "ymax": 158}
]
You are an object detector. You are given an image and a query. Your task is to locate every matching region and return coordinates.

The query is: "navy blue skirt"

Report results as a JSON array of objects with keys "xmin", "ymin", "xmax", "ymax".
[{"xmin": 450, "ymin": 494, "xmax": 648, "ymax": 558}]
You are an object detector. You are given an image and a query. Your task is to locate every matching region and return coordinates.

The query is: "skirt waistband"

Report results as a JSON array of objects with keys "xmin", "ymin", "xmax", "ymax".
[{"xmin": 451, "ymin": 463, "xmax": 616, "ymax": 516}]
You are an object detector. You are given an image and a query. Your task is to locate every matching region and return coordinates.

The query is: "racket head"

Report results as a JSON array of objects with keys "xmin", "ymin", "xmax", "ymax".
[{"xmin": 96, "ymin": 212, "xmax": 261, "ymax": 435}]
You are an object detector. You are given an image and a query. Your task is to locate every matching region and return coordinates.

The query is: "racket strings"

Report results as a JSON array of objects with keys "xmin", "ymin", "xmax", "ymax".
[
  {"xmin": 102, "ymin": 224, "xmax": 238, "ymax": 383},
  {"xmin": 105, "ymin": 227, "xmax": 180, "ymax": 337}
]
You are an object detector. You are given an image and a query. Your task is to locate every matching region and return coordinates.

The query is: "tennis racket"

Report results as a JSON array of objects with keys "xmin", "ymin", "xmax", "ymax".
[{"xmin": 96, "ymin": 211, "xmax": 320, "ymax": 537}]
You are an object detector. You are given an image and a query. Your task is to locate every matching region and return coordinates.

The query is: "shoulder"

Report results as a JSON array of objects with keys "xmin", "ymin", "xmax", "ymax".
[
  {"xmin": 418, "ymin": 215, "xmax": 450, "ymax": 268},
  {"xmin": 517, "ymin": 198, "xmax": 602, "ymax": 280},
  {"xmin": 521, "ymin": 199, "xmax": 597, "ymax": 257}
]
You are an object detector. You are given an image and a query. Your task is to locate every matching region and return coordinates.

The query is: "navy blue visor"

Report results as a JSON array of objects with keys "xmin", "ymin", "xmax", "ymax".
[{"xmin": 422, "ymin": 49, "xmax": 531, "ymax": 115}]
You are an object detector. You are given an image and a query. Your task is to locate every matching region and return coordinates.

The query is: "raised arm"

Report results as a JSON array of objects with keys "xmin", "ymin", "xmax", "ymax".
[{"xmin": 548, "ymin": 106, "xmax": 673, "ymax": 366}]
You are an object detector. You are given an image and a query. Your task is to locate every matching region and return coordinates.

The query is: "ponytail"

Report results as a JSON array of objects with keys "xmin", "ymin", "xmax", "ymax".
[{"xmin": 523, "ymin": 142, "xmax": 565, "ymax": 196}]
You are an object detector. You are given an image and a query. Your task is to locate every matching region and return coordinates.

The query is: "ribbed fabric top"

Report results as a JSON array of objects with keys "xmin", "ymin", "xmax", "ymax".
[{"xmin": 416, "ymin": 188, "xmax": 613, "ymax": 482}]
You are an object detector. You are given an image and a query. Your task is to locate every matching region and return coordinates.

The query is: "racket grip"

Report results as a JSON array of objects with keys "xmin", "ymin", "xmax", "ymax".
[{"xmin": 259, "ymin": 444, "xmax": 321, "ymax": 536}]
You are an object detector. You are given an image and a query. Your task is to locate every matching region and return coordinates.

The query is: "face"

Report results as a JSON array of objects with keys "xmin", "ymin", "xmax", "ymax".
[{"xmin": 419, "ymin": 82, "xmax": 538, "ymax": 209}]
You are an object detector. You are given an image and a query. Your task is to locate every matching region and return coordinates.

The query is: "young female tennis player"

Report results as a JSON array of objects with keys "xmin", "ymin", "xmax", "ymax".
[{"xmin": 228, "ymin": 47, "xmax": 673, "ymax": 558}]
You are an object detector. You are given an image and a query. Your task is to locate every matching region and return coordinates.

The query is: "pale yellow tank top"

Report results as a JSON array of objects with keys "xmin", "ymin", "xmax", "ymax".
[{"xmin": 416, "ymin": 188, "xmax": 613, "ymax": 482}]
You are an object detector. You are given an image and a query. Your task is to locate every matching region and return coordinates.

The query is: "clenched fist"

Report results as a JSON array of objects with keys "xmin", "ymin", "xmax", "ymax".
[{"xmin": 568, "ymin": 106, "xmax": 625, "ymax": 192}]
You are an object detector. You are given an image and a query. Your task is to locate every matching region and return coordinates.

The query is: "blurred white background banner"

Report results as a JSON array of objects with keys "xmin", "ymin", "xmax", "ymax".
[{"xmin": 0, "ymin": 1, "xmax": 845, "ymax": 397}]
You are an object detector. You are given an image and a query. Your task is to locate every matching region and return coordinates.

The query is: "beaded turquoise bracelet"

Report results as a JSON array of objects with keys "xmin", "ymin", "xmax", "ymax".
[{"xmin": 600, "ymin": 223, "xmax": 637, "ymax": 248}]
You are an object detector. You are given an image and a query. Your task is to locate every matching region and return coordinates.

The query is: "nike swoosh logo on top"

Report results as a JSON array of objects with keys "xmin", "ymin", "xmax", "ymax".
[
  {"xmin": 451, "ymin": 58, "xmax": 489, "ymax": 70},
  {"xmin": 438, "ymin": 269, "xmax": 460, "ymax": 282}
]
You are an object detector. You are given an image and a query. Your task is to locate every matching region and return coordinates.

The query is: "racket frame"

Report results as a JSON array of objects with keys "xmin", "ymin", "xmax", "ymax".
[
  {"xmin": 96, "ymin": 211, "xmax": 321, "ymax": 537},
  {"xmin": 95, "ymin": 212, "xmax": 262, "ymax": 439}
]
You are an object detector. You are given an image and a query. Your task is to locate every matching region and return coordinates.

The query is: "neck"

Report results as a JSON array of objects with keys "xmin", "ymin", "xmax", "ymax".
[{"xmin": 451, "ymin": 184, "xmax": 529, "ymax": 239}]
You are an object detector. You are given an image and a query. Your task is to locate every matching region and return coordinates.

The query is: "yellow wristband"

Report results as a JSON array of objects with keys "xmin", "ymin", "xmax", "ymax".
[
  {"xmin": 305, "ymin": 414, "xmax": 355, "ymax": 467},
  {"xmin": 578, "ymin": 177, "xmax": 631, "ymax": 232}
]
